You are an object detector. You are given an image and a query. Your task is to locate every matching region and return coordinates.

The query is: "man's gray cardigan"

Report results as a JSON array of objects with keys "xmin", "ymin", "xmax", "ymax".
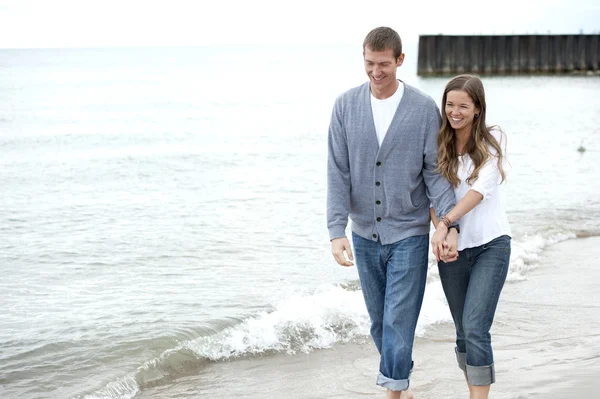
[{"xmin": 327, "ymin": 81, "xmax": 456, "ymax": 245}]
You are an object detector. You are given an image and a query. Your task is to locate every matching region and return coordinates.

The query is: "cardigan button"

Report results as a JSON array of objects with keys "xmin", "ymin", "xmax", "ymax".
[
  {"xmin": 375, "ymin": 200, "xmax": 381, "ymax": 205},
  {"xmin": 375, "ymin": 181, "xmax": 381, "ymax": 186},
  {"xmin": 377, "ymin": 217, "xmax": 382, "ymax": 222},
  {"xmin": 376, "ymin": 161, "xmax": 381, "ymax": 166},
  {"xmin": 372, "ymin": 234, "xmax": 377, "ymax": 239}
]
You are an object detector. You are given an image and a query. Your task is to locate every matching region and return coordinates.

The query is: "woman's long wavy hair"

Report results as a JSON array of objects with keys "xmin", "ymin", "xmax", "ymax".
[{"xmin": 437, "ymin": 74, "xmax": 506, "ymax": 188}]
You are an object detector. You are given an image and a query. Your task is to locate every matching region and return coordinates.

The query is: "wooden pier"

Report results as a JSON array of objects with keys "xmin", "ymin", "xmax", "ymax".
[{"xmin": 417, "ymin": 34, "xmax": 600, "ymax": 76}]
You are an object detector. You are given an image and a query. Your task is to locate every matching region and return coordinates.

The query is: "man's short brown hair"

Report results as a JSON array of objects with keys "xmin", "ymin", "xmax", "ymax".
[{"xmin": 363, "ymin": 27, "xmax": 403, "ymax": 59}]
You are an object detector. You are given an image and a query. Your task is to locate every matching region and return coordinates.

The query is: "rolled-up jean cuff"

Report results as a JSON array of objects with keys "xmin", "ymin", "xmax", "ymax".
[
  {"xmin": 376, "ymin": 362, "xmax": 413, "ymax": 391},
  {"xmin": 377, "ymin": 373, "xmax": 410, "ymax": 391},
  {"xmin": 455, "ymin": 348, "xmax": 466, "ymax": 372},
  {"xmin": 466, "ymin": 363, "xmax": 496, "ymax": 386}
]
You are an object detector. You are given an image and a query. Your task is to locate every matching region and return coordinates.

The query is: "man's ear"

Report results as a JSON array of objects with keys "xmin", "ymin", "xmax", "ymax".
[{"xmin": 396, "ymin": 53, "xmax": 405, "ymax": 67}]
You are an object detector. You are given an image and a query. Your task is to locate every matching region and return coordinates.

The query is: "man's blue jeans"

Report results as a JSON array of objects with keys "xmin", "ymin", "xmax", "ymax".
[
  {"xmin": 352, "ymin": 232, "xmax": 429, "ymax": 391},
  {"xmin": 438, "ymin": 235, "xmax": 511, "ymax": 386}
]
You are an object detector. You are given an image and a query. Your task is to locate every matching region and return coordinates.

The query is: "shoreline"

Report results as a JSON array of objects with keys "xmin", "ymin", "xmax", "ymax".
[{"xmin": 138, "ymin": 236, "xmax": 600, "ymax": 398}]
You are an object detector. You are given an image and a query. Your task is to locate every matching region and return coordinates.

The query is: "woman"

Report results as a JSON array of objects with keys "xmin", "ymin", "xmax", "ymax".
[{"xmin": 430, "ymin": 74, "xmax": 511, "ymax": 399}]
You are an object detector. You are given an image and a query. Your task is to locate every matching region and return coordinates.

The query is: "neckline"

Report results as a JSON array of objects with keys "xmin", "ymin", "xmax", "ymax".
[{"xmin": 370, "ymin": 80, "xmax": 404, "ymax": 103}]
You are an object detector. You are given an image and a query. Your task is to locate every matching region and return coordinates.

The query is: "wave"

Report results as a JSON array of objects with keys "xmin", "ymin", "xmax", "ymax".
[
  {"xmin": 74, "ymin": 282, "xmax": 453, "ymax": 399},
  {"xmin": 505, "ymin": 231, "xmax": 576, "ymax": 281},
  {"xmin": 73, "ymin": 285, "xmax": 370, "ymax": 398},
  {"xmin": 76, "ymin": 230, "xmax": 585, "ymax": 399}
]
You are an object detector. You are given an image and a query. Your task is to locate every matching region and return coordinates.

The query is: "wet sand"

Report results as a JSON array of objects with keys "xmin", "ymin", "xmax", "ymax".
[{"xmin": 140, "ymin": 237, "xmax": 600, "ymax": 398}]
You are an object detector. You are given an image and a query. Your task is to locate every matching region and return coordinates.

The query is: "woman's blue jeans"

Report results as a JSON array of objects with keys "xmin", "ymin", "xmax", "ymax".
[
  {"xmin": 352, "ymin": 232, "xmax": 429, "ymax": 391},
  {"xmin": 438, "ymin": 235, "xmax": 511, "ymax": 386}
]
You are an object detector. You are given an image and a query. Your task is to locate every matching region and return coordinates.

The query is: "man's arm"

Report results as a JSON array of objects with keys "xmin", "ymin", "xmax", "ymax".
[
  {"xmin": 422, "ymin": 112, "xmax": 458, "ymax": 260},
  {"xmin": 327, "ymin": 99, "xmax": 354, "ymax": 266},
  {"xmin": 422, "ymin": 113, "xmax": 456, "ymax": 219}
]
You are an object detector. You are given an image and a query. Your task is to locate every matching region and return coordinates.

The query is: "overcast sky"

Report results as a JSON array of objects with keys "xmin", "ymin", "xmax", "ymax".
[{"xmin": 0, "ymin": 0, "xmax": 598, "ymax": 49}]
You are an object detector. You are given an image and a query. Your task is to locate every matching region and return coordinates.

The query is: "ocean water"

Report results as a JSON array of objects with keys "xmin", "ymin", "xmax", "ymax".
[{"xmin": 1, "ymin": 44, "xmax": 599, "ymax": 399}]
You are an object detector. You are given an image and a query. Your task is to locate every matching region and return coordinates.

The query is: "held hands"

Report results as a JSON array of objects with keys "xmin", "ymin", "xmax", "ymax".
[
  {"xmin": 431, "ymin": 225, "xmax": 459, "ymax": 263},
  {"xmin": 331, "ymin": 237, "xmax": 354, "ymax": 267}
]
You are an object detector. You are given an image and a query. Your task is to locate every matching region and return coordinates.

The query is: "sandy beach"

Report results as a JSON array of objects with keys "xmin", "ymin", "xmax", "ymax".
[{"xmin": 138, "ymin": 236, "xmax": 600, "ymax": 399}]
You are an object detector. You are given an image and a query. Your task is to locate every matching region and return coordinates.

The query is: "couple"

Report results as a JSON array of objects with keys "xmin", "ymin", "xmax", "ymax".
[{"xmin": 327, "ymin": 27, "xmax": 511, "ymax": 399}]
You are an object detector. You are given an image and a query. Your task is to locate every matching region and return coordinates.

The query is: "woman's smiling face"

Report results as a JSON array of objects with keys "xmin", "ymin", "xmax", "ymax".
[{"xmin": 445, "ymin": 89, "xmax": 480, "ymax": 135}]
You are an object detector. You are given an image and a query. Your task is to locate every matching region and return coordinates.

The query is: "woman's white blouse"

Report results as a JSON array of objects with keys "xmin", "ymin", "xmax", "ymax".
[{"xmin": 455, "ymin": 130, "xmax": 511, "ymax": 251}]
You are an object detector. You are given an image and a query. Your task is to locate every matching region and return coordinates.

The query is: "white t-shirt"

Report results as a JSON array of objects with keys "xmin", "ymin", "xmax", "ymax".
[
  {"xmin": 370, "ymin": 81, "xmax": 404, "ymax": 146},
  {"xmin": 455, "ymin": 129, "xmax": 511, "ymax": 251}
]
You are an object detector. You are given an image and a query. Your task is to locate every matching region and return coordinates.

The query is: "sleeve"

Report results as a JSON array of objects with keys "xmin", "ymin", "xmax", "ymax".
[
  {"xmin": 326, "ymin": 98, "xmax": 351, "ymax": 240},
  {"xmin": 470, "ymin": 155, "xmax": 502, "ymax": 201},
  {"xmin": 470, "ymin": 129, "xmax": 507, "ymax": 200},
  {"xmin": 422, "ymin": 110, "xmax": 456, "ymax": 220}
]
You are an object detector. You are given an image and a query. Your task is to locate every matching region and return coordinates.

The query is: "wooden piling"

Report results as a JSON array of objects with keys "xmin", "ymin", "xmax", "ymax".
[{"xmin": 417, "ymin": 34, "xmax": 600, "ymax": 76}]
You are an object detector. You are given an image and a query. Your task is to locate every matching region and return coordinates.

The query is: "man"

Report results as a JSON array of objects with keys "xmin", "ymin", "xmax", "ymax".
[{"xmin": 327, "ymin": 27, "xmax": 458, "ymax": 399}]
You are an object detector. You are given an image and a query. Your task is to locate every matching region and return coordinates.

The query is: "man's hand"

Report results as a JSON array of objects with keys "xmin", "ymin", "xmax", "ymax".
[
  {"xmin": 331, "ymin": 237, "xmax": 354, "ymax": 267},
  {"xmin": 431, "ymin": 224, "xmax": 448, "ymax": 262},
  {"xmin": 442, "ymin": 229, "xmax": 459, "ymax": 263}
]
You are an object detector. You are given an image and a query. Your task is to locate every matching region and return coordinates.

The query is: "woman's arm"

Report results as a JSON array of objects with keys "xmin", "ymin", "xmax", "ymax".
[
  {"xmin": 433, "ymin": 138, "xmax": 506, "ymax": 261},
  {"xmin": 442, "ymin": 189, "xmax": 484, "ymax": 224}
]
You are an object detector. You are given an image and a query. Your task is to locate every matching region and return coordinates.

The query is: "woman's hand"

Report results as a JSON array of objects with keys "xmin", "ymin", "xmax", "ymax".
[{"xmin": 442, "ymin": 228, "xmax": 459, "ymax": 263}]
